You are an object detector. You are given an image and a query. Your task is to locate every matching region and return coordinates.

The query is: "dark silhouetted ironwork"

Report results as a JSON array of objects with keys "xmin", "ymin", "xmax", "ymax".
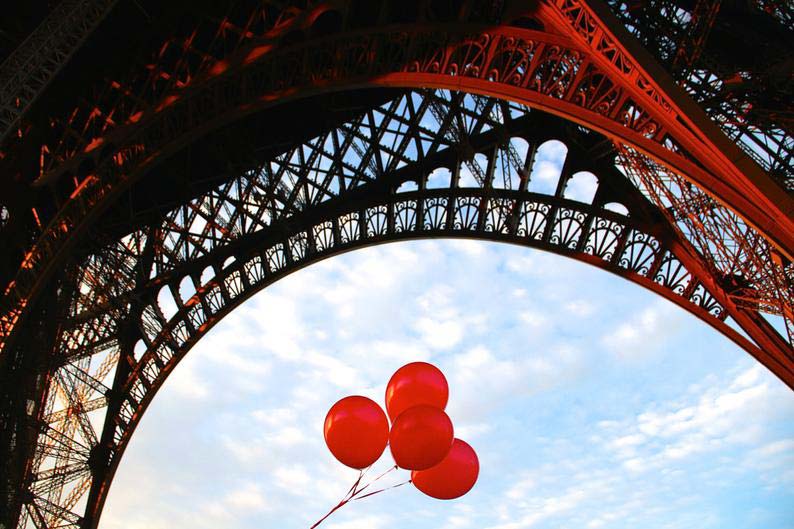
[{"xmin": 0, "ymin": 2, "xmax": 791, "ymax": 528}]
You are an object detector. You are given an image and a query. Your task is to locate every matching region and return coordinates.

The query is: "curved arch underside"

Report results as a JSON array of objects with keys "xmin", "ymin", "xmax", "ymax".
[
  {"xmin": 82, "ymin": 192, "xmax": 751, "ymax": 523},
  {"xmin": 1, "ymin": 2, "xmax": 792, "ymax": 528},
  {"xmin": 1, "ymin": 0, "xmax": 792, "ymax": 359},
  {"xmin": 14, "ymin": 86, "xmax": 792, "ymax": 529}
]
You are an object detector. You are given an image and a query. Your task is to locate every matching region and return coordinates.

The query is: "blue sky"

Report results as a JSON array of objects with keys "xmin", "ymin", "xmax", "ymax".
[{"xmin": 99, "ymin": 237, "xmax": 794, "ymax": 529}]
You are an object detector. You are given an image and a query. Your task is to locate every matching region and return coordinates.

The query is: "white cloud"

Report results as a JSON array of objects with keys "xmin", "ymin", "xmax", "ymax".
[
  {"xmin": 273, "ymin": 464, "xmax": 313, "ymax": 493},
  {"xmin": 488, "ymin": 362, "xmax": 794, "ymax": 529},
  {"xmin": 445, "ymin": 345, "xmax": 585, "ymax": 425},
  {"xmin": 224, "ymin": 482, "xmax": 270, "ymax": 512},
  {"xmin": 415, "ymin": 316, "xmax": 465, "ymax": 349},
  {"xmin": 532, "ymin": 160, "xmax": 562, "ymax": 186},
  {"xmin": 487, "ymin": 482, "xmax": 599, "ymax": 529},
  {"xmin": 563, "ymin": 172, "xmax": 598, "ymax": 203},
  {"xmin": 519, "ymin": 309, "xmax": 549, "ymax": 329},
  {"xmin": 751, "ymin": 438, "xmax": 794, "ymax": 459},
  {"xmin": 505, "ymin": 475, "xmax": 536, "ymax": 500},
  {"xmin": 447, "ymin": 239, "xmax": 487, "ymax": 256},
  {"xmin": 564, "ymin": 300, "xmax": 595, "ymax": 317},
  {"xmin": 101, "ymin": 241, "xmax": 794, "ymax": 529},
  {"xmin": 166, "ymin": 362, "xmax": 209, "ymax": 400},
  {"xmin": 600, "ymin": 365, "xmax": 792, "ymax": 474},
  {"xmin": 601, "ymin": 302, "xmax": 684, "ymax": 361},
  {"xmin": 506, "ymin": 255, "xmax": 535, "ymax": 274},
  {"xmin": 442, "ymin": 504, "xmax": 477, "ymax": 529},
  {"xmin": 324, "ymin": 514, "xmax": 392, "ymax": 529}
]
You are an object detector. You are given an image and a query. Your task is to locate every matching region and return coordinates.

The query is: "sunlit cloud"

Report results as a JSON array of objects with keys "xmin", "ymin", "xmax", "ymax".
[{"xmin": 102, "ymin": 241, "xmax": 794, "ymax": 529}]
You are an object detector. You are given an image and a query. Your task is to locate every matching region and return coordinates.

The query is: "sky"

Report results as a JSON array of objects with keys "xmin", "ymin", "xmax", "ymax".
[{"xmin": 98, "ymin": 236, "xmax": 794, "ymax": 529}]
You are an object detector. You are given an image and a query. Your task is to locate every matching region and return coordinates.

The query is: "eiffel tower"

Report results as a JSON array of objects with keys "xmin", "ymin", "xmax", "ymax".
[{"xmin": 1, "ymin": 1, "xmax": 792, "ymax": 527}]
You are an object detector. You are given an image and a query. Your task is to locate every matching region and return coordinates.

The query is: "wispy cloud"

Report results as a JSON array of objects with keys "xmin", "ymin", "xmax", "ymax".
[{"xmin": 102, "ymin": 241, "xmax": 794, "ymax": 529}]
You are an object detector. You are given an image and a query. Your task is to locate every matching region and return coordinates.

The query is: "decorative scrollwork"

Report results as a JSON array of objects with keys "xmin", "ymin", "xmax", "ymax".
[
  {"xmin": 654, "ymin": 253, "xmax": 692, "ymax": 294},
  {"xmin": 288, "ymin": 233, "xmax": 308, "ymax": 261},
  {"xmin": 339, "ymin": 213, "xmax": 360, "ymax": 244},
  {"xmin": 423, "ymin": 197, "xmax": 448, "ymax": 230},
  {"xmin": 366, "ymin": 205, "xmax": 389, "ymax": 236},
  {"xmin": 453, "ymin": 196, "xmax": 481, "ymax": 230},
  {"xmin": 312, "ymin": 221, "xmax": 335, "ymax": 252},
  {"xmin": 172, "ymin": 319, "xmax": 191, "ymax": 345},
  {"xmin": 618, "ymin": 231, "xmax": 660, "ymax": 275},
  {"xmin": 620, "ymin": 101, "xmax": 661, "ymax": 139},
  {"xmin": 550, "ymin": 207, "xmax": 586, "ymax": 249},
  {"xmin": 552, "ymin": 0, "xmax": 674, "ymax": 116},
  {"xmin": 205, "ymin": 286, "xmax": 224, "ymax": 313},
  {"xmin": 484, "ymin": 198, "xmax": 515, "ymax": 234},
  {"xmin": 395, "ymin": 200, "xmax": 418, "ymax": 233},
  {"xmin": 244, "ymin": 256, "xmax": 265, "ymax": 284},
  {"xmin": 584, "ymin": 217, "xmax": 624, "ymax": 260},
  {"xmin": 517, "ymin": 201, "xmax": 550, "ymax": 240},
  {"xmin": 575, "ymin": 66, "xmax": 622, "ymax": 116},
  {"xmin": 446, "ymin": 33, "xmax": 492, "ymax": 79},
  {"xmin": 490, "ymin": 36, "xmax": 537, "ymax": 86},
  {"xmin": 224, "ymin": 270, "xmax": 245, "ymax": 299},
  {"xmin": 186, "ymin": 305, "xmax": 206, "ymax": 330},
  {"xmin": 266, "ymin": 244, "xmax": 287, "ymax": 272},
  {"xmin": 532, "ymin": 45, "xmax": 582, "ymax": 98},
  {"xmin": 690, "ymin": 283, "xmax": 725, "ymax": 319}
]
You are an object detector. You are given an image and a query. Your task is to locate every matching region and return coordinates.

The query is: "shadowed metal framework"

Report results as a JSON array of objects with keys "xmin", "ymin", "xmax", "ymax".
[{"xmin": 0, "ymin": 1, "xmax": 792, "ymax": 528}]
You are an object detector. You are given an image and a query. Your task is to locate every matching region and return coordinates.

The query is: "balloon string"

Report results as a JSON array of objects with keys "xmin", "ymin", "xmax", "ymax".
[
  {"xmin": 309, "ymin": 467, "xmax": 405, "ymax": 528},
  {"xmin": 344, "ymin": 470, "xmax": 365, "ymax": 498},
  {"xmin": 354, "ymin": 465, "xmax": 397, "ymax": 495},
  {"xmin": 309, "ymin": 498, "xmax": 350, "ymax": 529},
  {"xmin": 352, "ymin": 479, "xmax": 411, "ymax": 501},
  {"xmin": 310, "ymin": 469, "xmax": 365, "ymax": 529}
]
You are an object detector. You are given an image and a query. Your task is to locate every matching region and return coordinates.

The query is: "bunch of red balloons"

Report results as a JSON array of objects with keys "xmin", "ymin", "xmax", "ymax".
[{"xmin": 324, "ymin": 362, "xmax": 479, "ymax": 500}]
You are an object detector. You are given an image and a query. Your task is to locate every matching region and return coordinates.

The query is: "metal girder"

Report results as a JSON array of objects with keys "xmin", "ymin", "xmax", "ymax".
[
  {"xmin": 0, "ymin": 0, "xmax": 118, "ymax": 144},
  {"xmin": 3, "ymin": 3, "xmax": 794, "ymax": 361},
  {"xmin": 616, "ymin": 144, "xmax": 794, "ymax": 368},
  {"xmin": 0, "ymin": 1, "xmax": 792, "ymax": 528},
  {"xmin": 7, "ymin": 88, "xmax": 789, "ymax": 529},
  {"xmin": 604, "ymin": 0, "xmax": 794, "ymax": 189}
]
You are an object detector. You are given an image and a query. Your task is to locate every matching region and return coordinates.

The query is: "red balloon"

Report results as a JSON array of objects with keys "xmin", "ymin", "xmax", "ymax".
[
  {"xmin": 411, "ymin": 438, "xmax": 479, "ymax": 500},
  {"xmin": 389, "ymin": 405, "xmax": 454, "ymax": 470},
  {"xmin": 385, "ymin": 362, "xmax": 449, "ymax": 422},
  {"xmin": 324, "ymin": 396, "xmax": 389, "ymax": 469}
]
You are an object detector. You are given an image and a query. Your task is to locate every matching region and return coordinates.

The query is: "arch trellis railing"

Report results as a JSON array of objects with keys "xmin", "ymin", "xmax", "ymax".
[
  {"xmin": 1, "ymin": 1, "xmax": 792, "ymax": 528},
  {"xmin": 2, "ymin": 0, "xmax": 793, "ymax": 357},
  {"xmin": 14, "ymin": 88, "xmax": 791, "ymax": 529}
]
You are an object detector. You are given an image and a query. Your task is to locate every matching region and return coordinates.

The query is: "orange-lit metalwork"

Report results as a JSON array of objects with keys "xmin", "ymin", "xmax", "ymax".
[{"xmin": 0, "ymin": 1, "xmax": 791, "ymax": 529}]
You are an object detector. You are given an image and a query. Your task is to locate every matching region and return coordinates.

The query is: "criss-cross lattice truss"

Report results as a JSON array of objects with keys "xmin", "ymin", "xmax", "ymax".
[
  {"xmin": 0, "ymin": 1, "xmax": 792, "ymax": 529},
  {"xmin": 0, "ymin": 0, "xmax": 118, "ymax": 144},
  {"xmin": 9, "ymin": 87, "xmax": 790, "ymax": 529},
  {"xmin": 617, "ymin": 146, "xmax": 794, "ymax": 342},
  {"xmin": 605, "ymin": 0, "xmax": 794, "ymax": 189}
]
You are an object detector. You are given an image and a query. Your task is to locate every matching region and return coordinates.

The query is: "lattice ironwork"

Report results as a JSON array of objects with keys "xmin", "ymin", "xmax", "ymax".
[
  {"xmin": 3, "ymin": 0, "xmax": 792, "ymax": 359},
  {"xmin": 604, "ymin": 0, "xmax": 794, "ymax": 189},
  {"xmin": 17, "ymin": 89, "xmax": 766, "ymax": 529},
  {"xmin": 1, "ymin": 2, "xmax": 792, "ymax": 529},
  {"xmin": 0, "ymin": 0, "xmax": 118, "ymax": 143},
  {"xmin": 7, "ymin": 91, "xmax": 736, "ymax": 526},
  {"xmin": 616, "ymin": 145, "xmax": 794, "ymax": 342}
]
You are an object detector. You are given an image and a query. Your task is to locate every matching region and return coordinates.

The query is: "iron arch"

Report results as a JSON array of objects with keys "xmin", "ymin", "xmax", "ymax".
[
  {"xmin": 3, "ymin": 0, "xmax": 792, "ymax": 360},
  {"xmin": 3, "ymin": 3, "xmax": 793, "ymax": 529},
  {"xmin": 17, "ymin": 87, "xmax": 786, "ymax": 529},
  {"xmin": 80, "ymin": 188, "xmax": 752, "ymax": 526}
]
